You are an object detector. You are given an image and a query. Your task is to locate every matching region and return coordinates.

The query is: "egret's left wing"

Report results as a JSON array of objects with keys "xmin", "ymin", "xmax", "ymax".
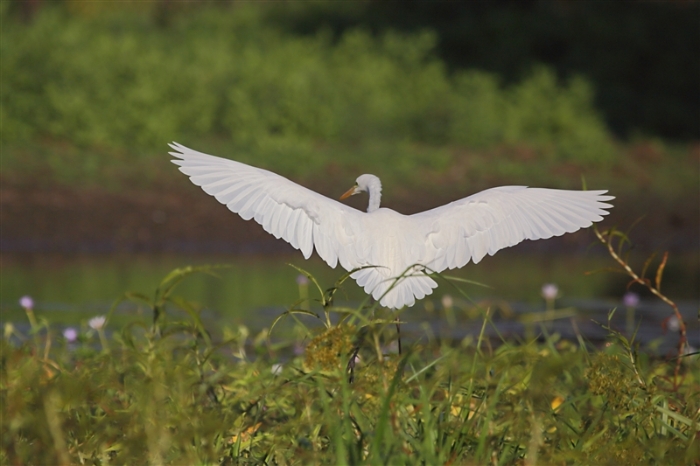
[{"xmin": 410, "ymin": 186, "xmax": 614, "ymax": 272}]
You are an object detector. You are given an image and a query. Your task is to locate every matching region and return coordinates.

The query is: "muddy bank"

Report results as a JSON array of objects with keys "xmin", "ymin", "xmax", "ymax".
[{"xmin": 2, "ymin": 178, "xmax": 697, "ymax": 255}]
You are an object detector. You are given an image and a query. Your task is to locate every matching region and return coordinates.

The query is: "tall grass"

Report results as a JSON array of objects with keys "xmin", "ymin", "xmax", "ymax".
[{"xmin": 2, "ymin": 237, "xmax": 698, "ymax": 464}]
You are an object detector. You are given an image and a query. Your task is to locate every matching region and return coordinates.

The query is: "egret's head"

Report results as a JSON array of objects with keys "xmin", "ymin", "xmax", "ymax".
[{"xmin": 340, "ymin": 174, "xmax": 381, "ymax": 200}]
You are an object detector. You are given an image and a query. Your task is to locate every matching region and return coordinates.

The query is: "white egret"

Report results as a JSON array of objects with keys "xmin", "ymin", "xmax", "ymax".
[{"xmin": 169, "ymin": 142, "xmax": 613, "ymax": 309}]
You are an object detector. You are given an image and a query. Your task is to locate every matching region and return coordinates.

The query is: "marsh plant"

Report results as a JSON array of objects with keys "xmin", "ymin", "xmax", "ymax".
[{"xmin": 2, "ymin": 239, "xmax": 698, "ymax": 464}]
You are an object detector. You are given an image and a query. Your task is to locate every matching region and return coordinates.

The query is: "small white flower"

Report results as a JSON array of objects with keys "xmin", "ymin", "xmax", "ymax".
[
  {"xmin": 384, "ymin": 341, "xmax": 399, "ymax": 354},
  {"xmin": 271, "ymin": 363, "xmax": 283, "ymax": 376},
  {"xmin": 63, "ymin": 327, "xmax": 78, "ymax": 342},
  {"xmin": 623, "ymin": 292, "xmax": 640, "ymax": 308},
  {"xmin": 441, "ymin": 294, "xmax": 454, "ymax": 309},
  {"xmin": 667, "ymin": 316, "xmax": 680, "ymax": 332},
  {"xmin": 19, "ymin": 295, "xmax": 34, "ymax": 309},
  {"xmin": 88, "ymin": 316, "xmax": 106, "ymax": 330},
  {"xmin": 541, "ymin": 284, "xmax": 559, "ymax": 300}
]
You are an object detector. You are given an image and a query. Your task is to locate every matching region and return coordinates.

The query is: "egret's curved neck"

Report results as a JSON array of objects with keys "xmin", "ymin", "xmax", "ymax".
[{"xmin": 366, "ymin": 178, "xmax": 382, "ymax": 213}]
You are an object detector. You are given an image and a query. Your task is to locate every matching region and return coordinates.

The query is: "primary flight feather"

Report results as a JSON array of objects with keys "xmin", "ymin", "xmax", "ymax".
[{"xmin": 169, "ymin": 142, "xmax": 613, "ymax": 309}]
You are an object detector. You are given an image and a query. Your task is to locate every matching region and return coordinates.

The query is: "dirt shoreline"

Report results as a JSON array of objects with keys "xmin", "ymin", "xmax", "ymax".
[{"xmin": 2, "ymin": 179, "xmax": 698, "ymax": 255}]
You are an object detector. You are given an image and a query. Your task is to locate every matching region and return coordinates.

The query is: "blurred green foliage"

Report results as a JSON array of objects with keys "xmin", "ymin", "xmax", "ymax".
[
  {"xmin": 3, "ymin": 3, "xmax": 616, "ymax": 178},
  {"xmin": 273, "ymin": 1, "xmax": 700, "ymax": 140}
]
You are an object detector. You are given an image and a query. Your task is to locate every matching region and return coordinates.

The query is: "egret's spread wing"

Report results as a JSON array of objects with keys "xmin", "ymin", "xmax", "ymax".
[
  {"xmin": 169, "ymin": 142, "xmax": 365, "ymax": 270},
  {"xmin": 170, "ymin": 143, "xmax": 614, "ymax": 310},
  {"xmin": 411, "ymin": 186, "xmax": 614, "ymax": 272}
]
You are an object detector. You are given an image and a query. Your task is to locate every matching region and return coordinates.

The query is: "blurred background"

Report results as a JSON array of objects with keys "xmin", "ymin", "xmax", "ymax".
[{"xmin": 2, "ymin": 0, "xmax": 698, "ymax": 345}]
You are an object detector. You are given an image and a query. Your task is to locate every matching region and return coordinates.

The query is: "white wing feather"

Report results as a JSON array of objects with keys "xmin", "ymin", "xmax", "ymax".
[
  {"xmin": 411, "ymin": 186, "xmax": 614, "ymax": 272},
  {"xmin": 169, "ymin": 142, "xmax": 363, "ymax": 270},
  {"xmin": 169, "ymin": 143, "xmax": 613, "ymax": 309}
]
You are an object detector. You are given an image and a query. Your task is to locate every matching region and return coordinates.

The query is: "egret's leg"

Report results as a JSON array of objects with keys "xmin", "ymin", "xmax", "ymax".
[
  {"xmin": 347, "ymin": 345, "xmax": 361, "ymax": 384},
  {"xmin": 347, "ymin": 326, "xmax": 368, "ymax": 384},
  {"xmin": 395, "ymin": 314, "xmax": 402, "ymax": 355}
]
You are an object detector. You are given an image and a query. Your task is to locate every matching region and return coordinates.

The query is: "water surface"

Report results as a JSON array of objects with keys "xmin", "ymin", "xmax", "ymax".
[{"xmin": 2, "ymin": 251, "xmax": 697, "ymax": 353}]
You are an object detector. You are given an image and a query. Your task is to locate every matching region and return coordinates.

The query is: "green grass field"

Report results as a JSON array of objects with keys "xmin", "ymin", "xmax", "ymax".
[{"xmin": 3, "ymin": 234, "xmax": 698, "ymax": 465}]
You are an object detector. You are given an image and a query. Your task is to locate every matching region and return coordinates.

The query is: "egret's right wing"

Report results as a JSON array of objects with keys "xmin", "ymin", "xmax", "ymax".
[{"xmin": 169, "ymin": 142, "xmax": 367, "ymax": 271}]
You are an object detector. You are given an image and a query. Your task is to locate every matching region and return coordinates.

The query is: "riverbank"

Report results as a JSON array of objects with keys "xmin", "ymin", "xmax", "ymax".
[{"xmin": 3, "ymin": 142, "xmax": 698, "ymax": 254}]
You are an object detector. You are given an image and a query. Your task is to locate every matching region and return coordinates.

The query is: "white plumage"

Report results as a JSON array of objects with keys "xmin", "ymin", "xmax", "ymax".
[{"xmin": 169, "ymin": 142, "xmax": 614, "ymax": 309}]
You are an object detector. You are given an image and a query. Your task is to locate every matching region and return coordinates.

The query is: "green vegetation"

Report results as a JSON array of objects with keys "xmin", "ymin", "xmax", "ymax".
[
  {"xmin": 272, "ymin": 1, "xmax": 700, "ymax": 141},
  {"xmin": 2, "ymin": 233, "xmax": 698, "ymax": 464},
  {"xmin": 3, "ymin": 4, "xmax": 617, "ymax": 187},
  {"xmin": 3, "ymin": 3, "xmax": 697, "ymax": 210}
]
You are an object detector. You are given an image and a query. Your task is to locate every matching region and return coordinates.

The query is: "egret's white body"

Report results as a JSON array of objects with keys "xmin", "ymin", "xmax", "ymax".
[{"xmin": 170, "ymin": 142, "xmax": 614, "ymax": 309}]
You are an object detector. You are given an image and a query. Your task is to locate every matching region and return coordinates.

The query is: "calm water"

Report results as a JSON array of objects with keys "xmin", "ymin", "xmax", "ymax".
[{"xmin": 2, "ymin": 251, "xmax": 698, "ymax": 353}]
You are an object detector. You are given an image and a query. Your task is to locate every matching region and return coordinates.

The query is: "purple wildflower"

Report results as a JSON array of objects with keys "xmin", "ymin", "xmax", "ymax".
[
  {"xmin": 63, "ymin": 327, "xmax": 78, "ymax": 342},
  {"xmin": 623, "ymin": 292, "xmax": 640, "ymax": 308},
  {"xmin": 19, "ymin": 296, "xmax": 34, "ymax": 309}
]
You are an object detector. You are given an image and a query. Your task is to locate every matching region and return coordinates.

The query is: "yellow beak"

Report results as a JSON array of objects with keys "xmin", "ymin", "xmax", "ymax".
[{"xmin": 339, "ymin": 185, "xmax": 357, "ymax": 201}]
